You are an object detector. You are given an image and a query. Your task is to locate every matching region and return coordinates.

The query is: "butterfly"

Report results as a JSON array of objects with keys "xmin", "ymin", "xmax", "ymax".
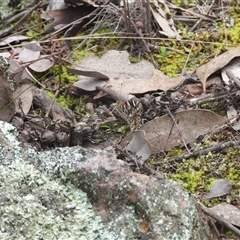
[
  {"xmin": 115, "ymin": 97, "xmax": 143, "ymax": 131},
  {"xmin": 96, "ymin": 86, "xmax": 143, "ymax": 131}
]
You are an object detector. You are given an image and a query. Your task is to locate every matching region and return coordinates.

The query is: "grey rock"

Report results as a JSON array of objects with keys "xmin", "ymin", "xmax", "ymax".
[{"xmin": 0, "ymin": 121, "xmax": 210, "ymax": 240}]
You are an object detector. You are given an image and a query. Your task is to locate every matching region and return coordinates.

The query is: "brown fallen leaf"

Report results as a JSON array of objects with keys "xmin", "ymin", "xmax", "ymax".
[
  {"xmin": 196, "ymin": 46, "xmax": 240, "ymax": 92},
  {"xmin": 73, "ymin": 50, "xmax": 184, "ymax": 95},
  {"xmin": 13, "ymin": 83, "xmax": 33, "ymax": 115},
  {"xmin": 183, "ymin": 84, "xmax": 204, "ymax": 95},
  {"xmin": 121, "ymin": 109, "xmax": 225, "ymax": 153}
]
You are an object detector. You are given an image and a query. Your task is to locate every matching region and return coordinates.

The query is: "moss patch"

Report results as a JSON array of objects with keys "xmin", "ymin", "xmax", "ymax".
[{"xmin": 156, "ymin": 144, "xmax": 240, "ymax": 207}]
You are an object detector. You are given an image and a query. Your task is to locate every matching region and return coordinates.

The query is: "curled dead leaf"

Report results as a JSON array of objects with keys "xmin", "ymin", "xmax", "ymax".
[
  {"xmin": 13, "ymin": 83, "xmax": 33, "ymax": 115},
  {"xmin": 196, "ymin": 46, "xmax": 240, "ymax": 92},
  {"xmin": 126, "ymin": 130, "xmax": 152, "ymax": 163}
]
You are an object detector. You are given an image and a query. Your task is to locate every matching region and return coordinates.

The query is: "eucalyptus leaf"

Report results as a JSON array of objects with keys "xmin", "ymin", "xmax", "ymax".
[{"xmin": 203, "ymin": 179, "xmax": 232, "ymax": 200}]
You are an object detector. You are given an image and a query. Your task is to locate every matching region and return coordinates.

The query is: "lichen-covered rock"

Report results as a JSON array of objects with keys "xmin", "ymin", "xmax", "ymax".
[
  {"xmin": 0, "ymin": 121, "xmax": 210, "ymax": 240},
  {"xmin": 0, "ymin": 122, "xmax": 115, "ymax": 240}
]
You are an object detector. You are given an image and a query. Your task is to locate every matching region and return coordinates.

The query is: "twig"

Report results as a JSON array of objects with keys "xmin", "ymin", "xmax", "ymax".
[
  {"xmin": 209, "ymin": 218, "xmax": 221, "ymax": 240},
  {"xmin": 45, "ymin": 90, "xmax": 60, "ymax": 118},
  {"xmin": 167, "ymin": 2, "xmax": 216, "ymax": 22},
  {"xmin": 130, "ymin": 20, "xmax": 157, "ymax": 68},
  {"xmin": 166, "ymin": 139, "xmax": 239, "ymax": 162},
  {"xmin": 145, "ymin": 0, "xmax": 151, "ymax": 34},
  {"xmin": 220, "ymin": 0, "xmax": 228, "ymax": 49},
  {"xmin": 165, "ymin": 106, "xmax": 191, "ymax": 154},
  {"xmin": 181, "ymin": 43, "xmax": 194, "ymax": 76},
  {"xmin": 188, "ymin": 90, "xmax": 240, "ymax": 106},
  {"xmin": 110, "ymin": 3, "xmax": 158, "ymax": 68},
  {"xmin": 45, "ymin": 56, "xmax": 63, "ymax": 117},
  {"xmin": 200, "ymin": 203, "xmax": 240, "ymax": 238},
  {"xmin": 0, "ymin": 1, "xmax": 42, "ymax": 38}
]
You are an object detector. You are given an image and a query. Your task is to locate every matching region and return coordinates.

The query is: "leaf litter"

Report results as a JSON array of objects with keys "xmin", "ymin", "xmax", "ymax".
[{"xmin": 0, "ymin": 1, "xmax": 240, "ymax": 237}]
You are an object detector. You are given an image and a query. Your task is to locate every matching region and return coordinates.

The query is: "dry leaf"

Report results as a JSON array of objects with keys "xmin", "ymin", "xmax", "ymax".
[
  {"xmin": 47, "ymin": 0, "xmax": 67, "ymax": 10},
  {"xmin": 74, "ymin": 79, "xmax": 107, "ymax": 91},
  {"xmin": 0, "ymin": 35, "xmax": 29, "ymax": 46},
  {"xmin": 41, "ymin": 6, "xmax": 95, "ymax": 34},
  {"xmin": 150, "ymin": 0, "xmax": 180, "ymax": 39},
  {"xmin": 67, "ymin": 68, "xmax": 109, "ymax": 79},
  {"xmin": 226, "ymin": 105, "xmax": 240, "ymax": 131},
  {"xmin": 126, "ymin": 130, "xmax": 152, "ymax": 162},
  {"xmin": 183, "ymin": 84, "xmax": 204, "ymax": 95},
  {"xmin": 210, "ymin": 203, "xmax": 240, "ymax": 227},
  {"xmin": 221, "ymin": 57, "xmax": 240, "ymax": 87},
  {"xmin": 73, "ymin": 50, "xmax": 184, "ymax": 95},
  {"xmin": 196, "ymin": 46, "xmax": 240, "ymax": 92},
  {"xmin": 13, "ymin": 83, "xmax": 33, "ymax": 115},
  {"xmin": 18, "ymin": 43, "xmax": 42, "ymax": 63},
  {"xmin": 203, "ymin": 179, "xmax": 232, "ymax": 200},
  {"xmin": 121, "ymin": 109, "xmax": 225, "ymax": 153},
  {"xmin": 29, "ymin": 56, "xmax": 54, "ymax": 72},
  {"xmin": 8, "ymin": 59, "xmax": 32, "ymax": 84}
]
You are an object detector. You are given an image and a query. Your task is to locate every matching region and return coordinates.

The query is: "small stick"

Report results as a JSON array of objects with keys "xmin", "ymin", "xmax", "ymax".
[
  {"xmin": 200, "ymin": 203, "xmax": 240, "ymax": 238},
  {"xmin": 110, "ymin": 3, "xmax": 158, "ymax": 68},
  {"xmin": 165, "ymin": 139, "xmax": 238, "ymax": 163},
  {"xmin": 0, "ymin": 1, "xmax": 42, "ymax": 38},
  {"xmin": 165, "ymin": 106, "xmax": 191, "ymax": 154}
]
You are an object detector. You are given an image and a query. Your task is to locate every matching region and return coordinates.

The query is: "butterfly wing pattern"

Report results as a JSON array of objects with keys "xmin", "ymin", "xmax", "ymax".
[
  {"xmin": 96, "ymin": 86, "xmax": 143, "ymax": 131},
  {"xmin": 115, "ymin": 97, "xmax": 143, "ymax": 131}
]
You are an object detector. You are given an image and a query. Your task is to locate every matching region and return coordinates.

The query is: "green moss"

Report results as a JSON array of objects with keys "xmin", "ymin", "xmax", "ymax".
[
  {"xmin": 149, "ymin": 4, "xmax": 240, "ymax": 77},
  {"xmin": 167, "ymin": 148, "xmax": 183, "ymax": 157},
  {"xmin": 129, "ymin": 56, "xmax": 140, "ymax": 64},
  {"xmin": 226, "ymin": 231, "xmax": 236, "ymax": 238},
  {"xmin": 48, "ymin": 65, "xmax": 78, "ymax": 84},
  {"xmin": 171, "ymin": 0, "xmax": 195, "ymax": 7},
  {"xmin": 224, "ymin": 7, "xmax": 240, "ymax": 45},
  {"xmin": 157, "ymin": 145, "xmax": 240, "ymax": 207},
  {"xmin": 71, "ymin": 46, "xmax": 92, "ymax": 62},
  {"xmin": 170, "ymin": 167, "xmax": 204, "ymax": 193}
]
